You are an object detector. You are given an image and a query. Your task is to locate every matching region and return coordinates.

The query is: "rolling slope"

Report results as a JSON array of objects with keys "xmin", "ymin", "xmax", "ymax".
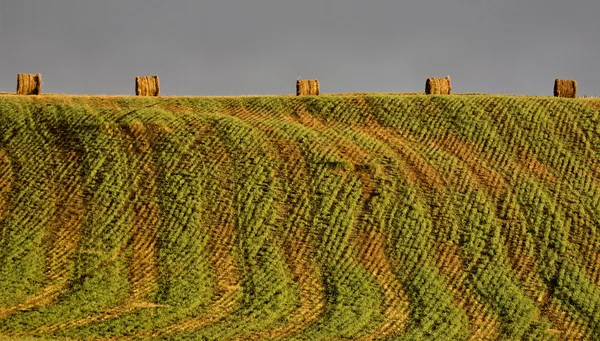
[{"xmin": 0, "ymin": 94, "xmax": 599, "ymax": 340}]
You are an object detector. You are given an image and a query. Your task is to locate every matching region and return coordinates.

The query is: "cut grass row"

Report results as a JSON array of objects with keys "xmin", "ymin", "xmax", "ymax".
[{"xmin": 0, "ymin": 94, "xmax": 598, "ymax": 340}]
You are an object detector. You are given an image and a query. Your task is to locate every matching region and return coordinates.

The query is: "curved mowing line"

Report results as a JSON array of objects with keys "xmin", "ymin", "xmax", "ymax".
[
  {"xmin": 137, "ymin": 114, "xmax": 297, "ymax": 341},
  {"xmin": 354, "ymin": 125, "xmax": 446, "ymax": 190},
  {"xmin": 416, "ymin": 130, "xmax": 587, "ymax": 337},
  {"xmin": 433, "ymin": 242, "xmax": 501, "ymax": 341},
  {"xmin": 130, "ymin": 223, "xmax": 239, "ymax": 341},
  {"xmin": 249, "ymin": 113, "xmax": 389, "ymax": 340},
  {"xmin": 90, "ymin": 125, "xmax": 242, "ymax": 341},
  {"xmin": 225, "ymin": 113, "xmax": 333, "ymax": 341},
  {"xmin": 191, "ymin": 115, "xmax": 296, "ymax": 340},
  {"xmin": 514, "ymin": 180, "xmax": 600, "ymax": 338},
  {"xmin": 0, "ymin": 150, "xmax": 83, "ymax": 320},
  {"xmin": 225, "ymin": 227, "xmax": 324, "ymax": 341},
  {"xmin": 379, "ymin": 180, "xmax": 470, "ymax": 340},
  {"xmin": 380, "ymin": 133, "xmax": 505, "ymax": 340},
  {"xmin": 350, "ymin": 229, "xmax": 410, "ymax": 340},
  {"xmin": 336, "ymin": 126, "xmax": 487, "ymax": 339},
  {"xmin": 11, "ymin": 124, "xmax": 139, "ymax": 336},
  {"xmin": 224, "ymin": 114, "xmax": 328, "ymax": 341},
  {"xmin": 242, "ymin": 108, "xmax": 354, "ymax": 340},
  {"xmin": 151, "ymin": 118, "xmax": 215, "ymax": 311},
  {"xmin": 124, "ymin": 121, "xmax": 160, "ymax": 304},
  {"xmin": 0, "ymin": 150, "xmax": 11, "ymax": 223},
  {"xmin": 341, "ymin": 153, "xmax": 411, "ymax": 340},
  {"xmin": 142, "ymin": 207, "xmax": 240, "ymax": 339},
  {"xmin": 52, "ymin": 123, "xmax": 165, "ymax": 336},
  {"xmin": 294, "ymin": 174, "xmax": 384, "ymax": 340},
  {"xmin": 0, "ymin": 96, "xmax": 599, "ymax": 340},
  {"xmin": 0, "ymin": 125, "xmax": 60, "ymax": 309},
  {"xmin": 43, "ymin": 125, "xmax": 165, "ymax": 333},
  {"xmin": 269, "ymin": 114, "xmax": 464, "ymax": 339}
]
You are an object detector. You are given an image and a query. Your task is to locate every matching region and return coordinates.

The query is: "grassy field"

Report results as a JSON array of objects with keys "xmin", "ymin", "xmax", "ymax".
[{"xmin": 0, "ymin": 93, "xmax": 599, "ymax": 340}]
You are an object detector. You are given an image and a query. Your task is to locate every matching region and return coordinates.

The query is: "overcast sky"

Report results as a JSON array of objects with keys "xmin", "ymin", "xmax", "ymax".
[{"xmin": 0, "ymin": 0, "xmax": 599, "ymax": 96}]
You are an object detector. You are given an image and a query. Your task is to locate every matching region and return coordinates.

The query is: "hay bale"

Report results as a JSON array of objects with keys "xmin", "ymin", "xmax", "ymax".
[
  {"xmin": 425, "ymin": 76, "xmax": 452, "ymax": 95},
  {"xmin": 554, "ymin": 79, "xmax": 577, "ymax": 98},
  {"xmin": 17, "ymin": 74, "xmax": 42, "ymax": 95},
  {"xmin": 296, "ymin": 79, "xmax": 320, "ymax": 96},
  {"xmin": 136, "ymin": 76, "xmax": 160, "ymax": 96}
]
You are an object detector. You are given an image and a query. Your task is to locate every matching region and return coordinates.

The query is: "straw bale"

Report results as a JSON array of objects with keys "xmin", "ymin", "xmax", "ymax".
[
  {"xmin": 425, "ymin": 76, "xmax": 452, "ymax": 95},
  {"xmin": 136, "ymin": 76, "xmax": 160, "ymax": 96},
  {"xmin": 554, "ymin": 79, "xmax": 577, "ymax": 98},
  {"xmin": 296, "ymin": 79, "xmax": 320, "ymax": 96},
  {"xmin": 17, "ymin": 74, "xmax": 42, "ymax": 95}
]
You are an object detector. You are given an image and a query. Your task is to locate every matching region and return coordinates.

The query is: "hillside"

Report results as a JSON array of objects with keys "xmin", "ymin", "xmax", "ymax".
[{"xmin": 0, "ymin": 94, "xmax": 599, "ymax": 340}]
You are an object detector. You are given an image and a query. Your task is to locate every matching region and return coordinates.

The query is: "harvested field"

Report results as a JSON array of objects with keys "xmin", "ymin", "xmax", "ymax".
[{"xmin": 0, "ymin": 94, "xmax": 599, "ymax": 340}]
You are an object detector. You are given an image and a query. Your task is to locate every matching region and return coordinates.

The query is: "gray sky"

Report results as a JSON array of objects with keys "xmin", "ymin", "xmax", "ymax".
[{"xmin": 0, "ymin": 0, "xmax": 599, "ymax": 96}]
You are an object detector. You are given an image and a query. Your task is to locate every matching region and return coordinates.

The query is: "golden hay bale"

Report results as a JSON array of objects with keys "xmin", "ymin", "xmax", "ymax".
[
  {"xmin": 296, "ymin": 79, "xmax": 320, "ymax": 96},
  {"xmin": 554, "ymin": 79, "xmax": 577, "ymax": 98},
  {"xmin": 17, "ymin": 74, "xmax": 42, "ymax": 95},
  {"xmin": 136, "ymin": 76, "xmax": 160, "ymax": 96},
  {"xmin": 425, "ymin": 76, "xmax": 452, "ymax": 95}
]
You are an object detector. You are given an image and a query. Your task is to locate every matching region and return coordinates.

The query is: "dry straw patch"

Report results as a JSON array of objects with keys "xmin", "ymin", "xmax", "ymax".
[
  {"xmin": 434, "ymin": 242, "xmax": 501, "ymax": 340},
  {"xmin": 544, "ymin": 300, "xmax": 588, "ymax": 340},
  {"xmin": 0, "ymin": 150, "xmax": 12, "ymax": 220},
  {"xmin": 226, "ymin": 227, "xmax": 325, "ymax": 341},
  {"xmin": 0, "ymin": 151, "xmax": 83, "ymax": 320},
  {"xmin": 17, "ymin": 74, "xmax": 42, "ymax": 95},
  {"xmin": 350, "ymin": 229, "xmax": 410, "ymax": 340},
  {"xmin": 426, "ymin": 135, "xmax": 506, "ymax": 194},
  {"xmin": 124, "ymin": 121, "xmax": 160, "ymax": 303},
  {"xmin": 355, "ymin": 125, "xmax": 446, "ymax": 190},
  {"xmin": 296, "ymin": 79, "xmax": 320, "ymax": 96},
  {"xmin": 425, "ymin": 76, "xmax": 452, "ymax": 95},
  {"xmin": 554, "ymin": 79, "xmax": 577, "ymax": 98},
  {"xmin": 514, "ymin": 150, "xmax": 559, "ymax": 185},
  {"xmin": 136, "ymin": 76, "xmax": 160, "ymax": 96}
]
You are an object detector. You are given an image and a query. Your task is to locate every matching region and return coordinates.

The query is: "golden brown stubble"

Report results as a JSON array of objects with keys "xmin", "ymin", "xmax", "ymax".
[
  {"xmin": 225, "ymin": 227, "xmax": 325, "ymax": 341},
  {"xmin": 0, "ymin": 150, "xmax": 12, "ymax": 222},
  {"xmin": 0, "ymin": 150, "xmax": 83, "ymax": 320},
  {"xmin": 434, "ymin": 242, "xmax": 501, "ymax": 340},
  {"xmin": 349, "ymin": 229, "xmax": 410, "ymax": 340},
  {"xmin": 426, "ymin": 134, "xmax": 506, "ymax": 194},
  {"xmin": 129, "ymin": 129, "xmax": 242, "ymax": 340},
  {"xmin": 223, "ymin": 109, "xmax": 327, "ymax": 340},
  {"xmin": 17, "ymin": 123, "xmax": 165, "ymax": 335},
  {"xmin": 543, "ymin": 301, "xmax": 588, "ymax": 340},
  {"xmin": 353, "ymin": 125, "xmax": 446, "ymax": 190},
  {"xmin": 426, "ymin": 135, "xmax": 591, "ymax": 337},
  {"xmin": 123, "ymin": 120, "xmax": 160, "ymax": 304}
]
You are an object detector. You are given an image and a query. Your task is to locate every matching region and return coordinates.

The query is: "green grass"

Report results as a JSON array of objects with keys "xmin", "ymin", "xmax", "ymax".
[{"xmin": 0, "ymin": 94, "xmax": 599, "ymax": 340}]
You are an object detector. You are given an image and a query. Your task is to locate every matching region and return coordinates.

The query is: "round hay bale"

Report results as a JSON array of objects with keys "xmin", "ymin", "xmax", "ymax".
[
  {"xmin": 296, "ymin": 79, "xmax": 320, "ymax": 96},
  {"xmin": 17, "ymin": 74, "xmax": 42, "ymax": 95},
  {"xmin": 554, "ymin": 79, "xmax": 577, "ymax": 98},
  {"xmin": 136, "ymin": 76, "xmax": 160, "ymax": 96},
  {"xmin": 425, "ymin": 76, "xmax": 452, "ymax": 95}
]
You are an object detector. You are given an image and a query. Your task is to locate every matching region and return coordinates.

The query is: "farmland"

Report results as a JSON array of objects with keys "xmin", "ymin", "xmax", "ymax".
[{"xmin": 0, "ymin": 93, "xmax": 599, "ymax": 340}]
